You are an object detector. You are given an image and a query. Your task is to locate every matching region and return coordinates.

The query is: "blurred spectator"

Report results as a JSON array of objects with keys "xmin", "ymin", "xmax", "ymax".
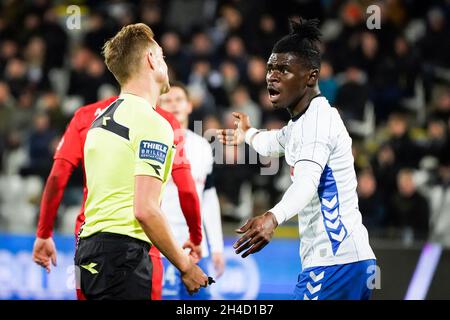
[
  {"xmin": 218, "ymin": 60, "xmax": 239, "ymax": 103},
  {"xmin": 36, "ymin": 90, "xmax": 66, "ymax": 133},
  {"xmin": 190, "ymin": 31, "xmax": 215, "ymax": 63},
  {"xmin": 67, "ymin": 47, "xmax": 114, "ymax": 104},
  {"xmin": 430, "ymin": 88, "xmax": 450, "ymax": 123},
  {"xmin": 0, "ymin": 81, "xmax": 15, "ymax": 135},
  {"xmin": 388, "ymin": 169, "xmax": 430, "ymax": 241},
  {"xmin": 20, "ymin": 113, "xmax": 57, "ymax": 180},
  {"xmin": 392, "ymin": 36, "xmax": 420, "ymax": 99},
  {"xmin": 423, "ymin": 118, "xmax": 448, "ymax": 159},
  {"xmin": 427, "ymin": 154, "xmax": 450, "ymax": 247},
  {"xmin": 24, "ymin": 36, "xmax": 49, "ymax": 90},
  {"xmin": 249, "ymin": 14, "xmax": 280, "ymax": 58},
  {"xmin": 161, "ymin": 31, "xmax": 190, "ymax": 82},
  {"xmin": 371, "ymin": 143, "xmax": 398, "ymax": 206},
  {"xmin": 223, "ymin": 35, "xmax": 247, "ymax": 77},
  {"xmin": 319, "ymin": 60, "xmax": 338, "ymax": 105},
  {"xmin": 375, "ymin": 112, "xmax": 423, "ymax": 169},
  {"xmin": 187, "ymin": 59, "xmax": 216, "ymax": 114},
  {"xmin": 357, "ymin": 169, "xmax": 385, "ymax": 233},
  {"xmin": 41, "ymin": 8, "xmax": 68, "ymax": 70},
  {"xmin": 230, "ymin": 85, "xmax": 261, "ymax": 128},
  {"xmin": 18, "ymin": 12, "xmax": 42, "ymax": 45},
  {"xmin": 0, "ymin": 39, "xmax": 19, "ymax": 75},
  {"xmin": 335, "ymin": 66, "xmax": 369, "ymax": 122},
  {"xmin": 210, "ymin": 4, "xmax": 245, "ymax": 46},
  {"xmin": 4, "ymin": 57, "xmax": 29, "ymax": 98},
  {"xmin": 419, "ymin": 7, "xmax": 450, "ymax": 101},
  {"xmin": 140, "ymin": 1, "xmax": 165, "ymax": 37},
  {"xmin": 245, "ymin": 56, "xmax": 267, "ymax": 102},
  {"xmin": 83, "ymin": 12, "xmax": 115, "ymax": 56},
  {"xmin": 9, "ymin": 89, "xmax": 35, "ymax": 135}
]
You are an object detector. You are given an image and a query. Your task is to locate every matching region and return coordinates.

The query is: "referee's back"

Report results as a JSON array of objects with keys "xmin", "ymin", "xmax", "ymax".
[{"xmin": 80, "ymin": 93, "xmax": 175, "ymax": 244}]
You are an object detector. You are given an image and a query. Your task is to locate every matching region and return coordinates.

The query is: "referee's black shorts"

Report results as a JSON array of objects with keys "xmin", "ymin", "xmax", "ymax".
[{"xmin": 75, "ymin": 232, "xmax": 153, "ymax": 300}]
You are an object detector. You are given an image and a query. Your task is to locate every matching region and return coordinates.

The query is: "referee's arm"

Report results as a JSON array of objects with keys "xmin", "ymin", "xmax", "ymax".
[
  {"xmin": 134, "ymin": 175, "xmax": 209, "ymax": 293},
  {"xmin": 134, "ymin": 175, "xmax": 190, "ymax": 272}
]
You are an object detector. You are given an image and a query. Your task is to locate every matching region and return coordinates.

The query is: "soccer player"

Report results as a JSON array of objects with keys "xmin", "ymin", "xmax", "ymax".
[
  {"xmin": 217, "ymin": 18, "xmax": 376, "ymax": 300},
  {"xmin": 159, "ymin": 82, "xmax": 225, "ymax": 300},
  {"xmin": 76, "ymin": 23, "xmax": 208, "ymax": 299},
  {"xmin": 32, "ymin": 96, "xmax": 202, "ymax": 300}
]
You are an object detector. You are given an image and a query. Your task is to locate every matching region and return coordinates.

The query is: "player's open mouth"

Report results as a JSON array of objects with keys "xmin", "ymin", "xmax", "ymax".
[{"xmin": 268, "ymin": 87, "xmax": 281, "ymax": 102}]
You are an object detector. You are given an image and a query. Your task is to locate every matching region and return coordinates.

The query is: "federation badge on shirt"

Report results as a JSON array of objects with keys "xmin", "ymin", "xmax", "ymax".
[{"xmin": 139, "ymin": 140, "xmax": 168, "ymax": 164}]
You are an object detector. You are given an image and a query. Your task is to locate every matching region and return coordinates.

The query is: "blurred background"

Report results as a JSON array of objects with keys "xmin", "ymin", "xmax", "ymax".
[{"xmin": 0, "ymin": 0, "xmax": 449, "ymax": 300}]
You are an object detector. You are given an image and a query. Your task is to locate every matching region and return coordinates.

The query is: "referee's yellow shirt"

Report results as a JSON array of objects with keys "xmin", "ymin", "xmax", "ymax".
[{"xmin": 80, "ymin": 93, "xmax": 175, "ymax": 244}]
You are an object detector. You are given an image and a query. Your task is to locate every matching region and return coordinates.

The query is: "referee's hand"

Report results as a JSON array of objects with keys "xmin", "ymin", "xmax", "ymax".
[
  {"xmin": 180, "ymin": 256, "xmax": 210, "ymax": 295},
  {"xmin": 32, "ymin": 237, "xmax": 57, "ymax": 273}
]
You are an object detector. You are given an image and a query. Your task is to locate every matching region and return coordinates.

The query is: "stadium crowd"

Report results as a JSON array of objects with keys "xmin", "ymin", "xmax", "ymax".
[{"xmin": 0, "ymin": 0, "xmax": 449, "ymax": 246}]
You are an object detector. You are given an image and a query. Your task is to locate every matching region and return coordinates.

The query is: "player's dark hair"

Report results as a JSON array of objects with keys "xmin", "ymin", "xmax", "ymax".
[
  {"xmin": 169, "ymin": 80, "xmax": 189, "ymax": 99},
  {"xmin": 272, "ymin": 18, "xmax": 322, "ymax": 69}
]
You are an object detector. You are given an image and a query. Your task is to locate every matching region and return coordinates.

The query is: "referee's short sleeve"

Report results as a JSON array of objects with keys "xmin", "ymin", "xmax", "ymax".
[{"xmin": 131, "ymin": 111, "xmax": 174, "ymax": 181}]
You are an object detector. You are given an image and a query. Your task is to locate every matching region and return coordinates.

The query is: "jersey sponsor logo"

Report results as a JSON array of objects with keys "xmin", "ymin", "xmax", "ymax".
[{"xmin": 139, "ymin": 140, "xmax": 168, "ymax": 164}]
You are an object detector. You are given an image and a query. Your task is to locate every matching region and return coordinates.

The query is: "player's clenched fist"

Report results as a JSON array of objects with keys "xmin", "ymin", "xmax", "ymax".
[{"xmin": 216, "ymin": 112, "xmax": 251, "ymax": 145}]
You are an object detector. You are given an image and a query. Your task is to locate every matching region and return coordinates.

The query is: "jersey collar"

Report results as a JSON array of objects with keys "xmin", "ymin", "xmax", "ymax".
[
  {"xmin": 291, "ymin": 93, "xmax": 323, "ymax": 122},
  {"xmin": 119, "ymin": 93, "xmax": 156, "ymax": 110}
]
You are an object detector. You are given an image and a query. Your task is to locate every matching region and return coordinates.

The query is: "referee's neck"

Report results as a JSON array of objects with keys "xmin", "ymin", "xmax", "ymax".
[{"xmin": 121, "ymin": 79, "xmax": 159, "ymax": 108}]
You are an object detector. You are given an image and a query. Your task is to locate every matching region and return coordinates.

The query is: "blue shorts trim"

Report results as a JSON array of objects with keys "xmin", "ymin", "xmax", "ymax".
[{"xmin": 294, "ymin": 259, "xmax": 377, "ymax": 300}]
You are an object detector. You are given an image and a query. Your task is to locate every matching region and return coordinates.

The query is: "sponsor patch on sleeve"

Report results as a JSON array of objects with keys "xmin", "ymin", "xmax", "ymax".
[{"xmin": 139, "ymin": 140, "xmax": 168, "ymax": 164}]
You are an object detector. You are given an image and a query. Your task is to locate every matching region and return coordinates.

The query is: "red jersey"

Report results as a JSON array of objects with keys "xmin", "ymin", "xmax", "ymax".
[{"xmin": 38, "ymin": 96, "xmax": 201, "ymax": 244}]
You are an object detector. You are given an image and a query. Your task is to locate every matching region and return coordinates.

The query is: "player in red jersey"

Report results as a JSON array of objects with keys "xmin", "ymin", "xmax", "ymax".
[{"xmin": 32, "ymin": 96, "xmax": 203, "ymax": 300}]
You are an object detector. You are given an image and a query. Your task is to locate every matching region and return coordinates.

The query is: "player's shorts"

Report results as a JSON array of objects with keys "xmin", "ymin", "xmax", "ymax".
[
  {"xmin": 293, "ymin": 259, "xmax": 377, "ymax": 300},
  {"xmin": 162, "ymin": 257, "xmax": 212, "ymax": 300},
  {"xmin": 75, "ymin": 232, "xmax": 153, "ymax": 300}
]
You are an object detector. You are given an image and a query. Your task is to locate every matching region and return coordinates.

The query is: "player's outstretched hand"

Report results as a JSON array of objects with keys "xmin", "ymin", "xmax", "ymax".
[
  {"xmin": 183, "ymin": 239, "xmax": 202, "ymax": 263},
  {"xmin": 216, "ymin": 112, "xmax": 251, "ymax": 145},
  {"xmin": 233, "ymin": 212, "xmax": 278, "ymax": 258},
  {"xmin": 181, "ymin": 256, "xmax": 210, "ymax": 295},
  {"xmin": 32, "ymin": 237, "xmax": 57, "ymax": 273}
]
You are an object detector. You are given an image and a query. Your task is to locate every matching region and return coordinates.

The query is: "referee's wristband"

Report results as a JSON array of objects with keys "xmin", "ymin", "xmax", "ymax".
[{"xmin": 244, "ymin": 128, "xmax": 259, "ymax": 146}]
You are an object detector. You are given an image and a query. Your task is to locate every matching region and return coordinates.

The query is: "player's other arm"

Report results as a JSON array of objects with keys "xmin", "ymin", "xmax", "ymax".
[
  {"xmin": 33, "ymin": 115, "xmax": 82, "ymax": 272},
  {"xmin": 217, "ymin": 112, "xmax": 285, "ymax": 157},
  {"xmin": 171, "ymin": 166, "xmax": 203, "ymax": 259},
  {"xmin": 170, "ymin": 118, "xmax": 202, "ymax": 257},
  {"xmin": 134, "ymin": 175, "xmax": 208, "ymax": 293},
  {"xmin": 202, "ymin": 172, "xmax": 225, "ymax": 278},
  {"xmin": 33, "ymin": 159, "xmax": 76, "ymax": 272}
]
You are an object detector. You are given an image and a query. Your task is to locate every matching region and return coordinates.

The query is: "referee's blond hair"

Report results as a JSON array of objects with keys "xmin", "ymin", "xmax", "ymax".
[{"xmin": 103, "ymin": 23, "xmax": 157, "ymax": 85}]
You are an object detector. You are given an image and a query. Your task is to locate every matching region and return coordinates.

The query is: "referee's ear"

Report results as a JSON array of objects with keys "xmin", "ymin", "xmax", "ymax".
[{"xmin": 146, "ymin": 50, "xmax": 156, "ymax": 71}]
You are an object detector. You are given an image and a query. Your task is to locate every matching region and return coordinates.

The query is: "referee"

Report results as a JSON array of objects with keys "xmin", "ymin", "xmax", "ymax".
[{"xmin": 75, "ymin": 23, "xmax": 209, "ymax": 300}]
